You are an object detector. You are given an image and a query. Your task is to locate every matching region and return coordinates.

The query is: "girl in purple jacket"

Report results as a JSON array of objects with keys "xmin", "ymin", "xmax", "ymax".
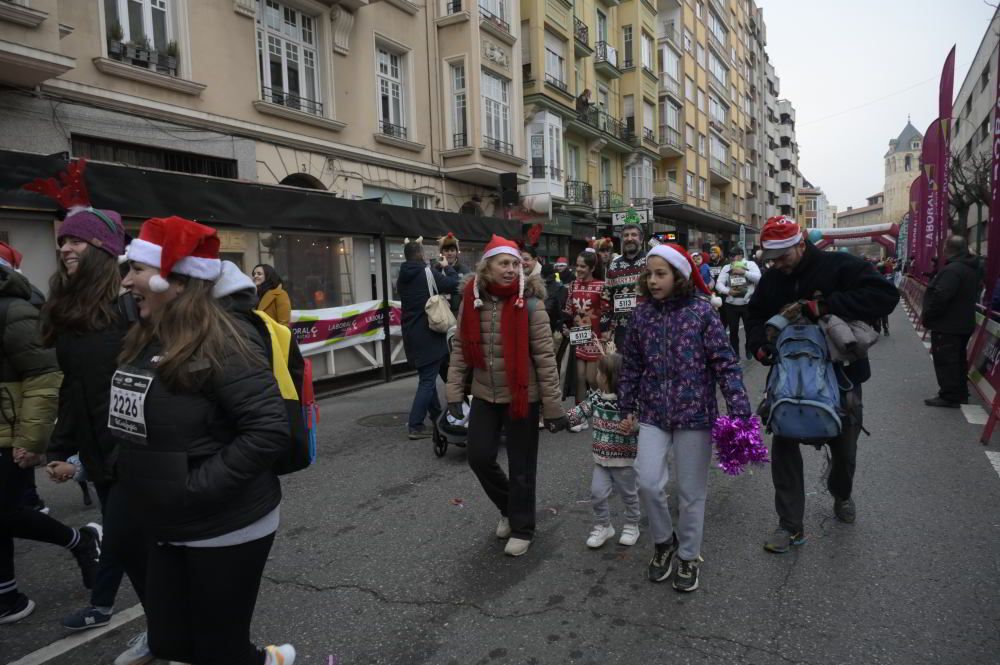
[{"xmin": 618, "ymin": 244, "xmax": 752, "ymax": 593}]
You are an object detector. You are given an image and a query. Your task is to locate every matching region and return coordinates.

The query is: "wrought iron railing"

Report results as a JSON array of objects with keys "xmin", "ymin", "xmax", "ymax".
[
  {"xmin": 598, "ymin": 190, "xmax": 623, "ymax": 209},
  {"xmin": 659, "ymin": 125, "xmax": 682, "ymax": 151},
  {"xmin": 380, "ymin": 121, "xmax": 408, "ymax": 139},
  {"xmin": 565, "ymin": 180, "xmax": 593, "ymax": 206},
  {"xmin": 594, "ymin": 41, "xmax": 618, "ymax": 68},
  {"xmin": 576, "ymin": 106, "xmax": 627, "ymax": 141},
  {"xmin": 478, "ymin": 4, "xmax": 510, "ymax": 33},
  {"xmin": 544, "ymin": 72, "xmax": 568, "ymax": 92},
  {"xmin": 453, "ymin": 132, "xmax": 468, "ymax": 148},
  {"xmin": 574, "ymin": 16, "xmax": 589, "ymax": 47},
  {"xmin": 642, "ymin": 127, "xmax": 656, "ymax": 143},
  {"xmin": 550, "ymin": 166, "xmax": 562, "ymax": 179},
  {"xmin": 483, "ymin": 135, "xmax": 514, "ymax": 155},
  {"xmin": 262, "ymin": 86, "xmax": 323, "ymax": 115},
  {"xmin": 531, "ymin": 164, "xmax": 547, "ymax": 179},
  {"xmin": 446, "ymin": 0, "xmax": 462, "ymax": 14},
  {"xmin": 660, "ymin": 73, "xmax": 681, "ymax": 98}
]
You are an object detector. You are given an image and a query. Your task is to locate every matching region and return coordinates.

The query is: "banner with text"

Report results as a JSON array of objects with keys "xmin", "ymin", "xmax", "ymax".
[
  {"xmin": 988, "ymin": 45, "xmax": 1000, "ymax": 305},
  {"xmin": 937, "ymin": 46, "xmax": 956, "ymax": 255},
  {"xmin": 290, "ymin": 300, "xmax": 402, "ymax": 357}
]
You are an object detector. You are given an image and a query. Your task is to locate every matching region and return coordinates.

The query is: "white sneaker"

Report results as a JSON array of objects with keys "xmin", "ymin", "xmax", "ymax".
[
  {"xmin": 618, "ymin": 523, "xmax": 640, "ymax": 546},
  {"xmin": 114, "ymin": 631, "xmax": 154, "ymax": 665},
  {"xmin": 586, "ymin": 524, "xmax": 615, "ymax": 548},
  {"xmin": 504, "ymin": 537, "xmax": 531, "ymax": 556},
  {"xmin": 569, "ymin": 422, "xmax": 589, "ymax": 433},
  {"xmin": 495, "ymin": 517, "xmax": 511, "ymax": 539},
  {"xmin": 265, "ymin": 644, "xmax": 296, "ymax": 665}
]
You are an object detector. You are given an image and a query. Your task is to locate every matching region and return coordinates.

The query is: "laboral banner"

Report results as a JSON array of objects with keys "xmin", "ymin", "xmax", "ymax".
[
  {"xmin": 969, "ymin": 311, "xmax": 1000, "ymax": 404},
  {"xmin": 988, "ymin": 44, "xmax": 1000, "ymax": 305},
  {"xmin": 290, "ymin": 300, "xmax": 402, "ymax": 356}
]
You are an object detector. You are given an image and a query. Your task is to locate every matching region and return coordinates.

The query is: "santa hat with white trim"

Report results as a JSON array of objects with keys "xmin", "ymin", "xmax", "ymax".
[
  {"xmin": 127, "ymin": 216, "xmax": 222, "ymax": 293},
  {"xmin": 760, "ymin": 215, "xmax": 803, "ymax": 260},
  {"xmin": 473, "ymin": 234, "xmax": 524, "ymax": 309},
  {"xmin": 647, "ymin": 243, "xmax": 720, "ymax": 305}
]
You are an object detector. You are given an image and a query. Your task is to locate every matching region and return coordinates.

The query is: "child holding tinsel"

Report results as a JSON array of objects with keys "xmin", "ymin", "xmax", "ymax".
[
  {"xmin": 618, "ymin": 244, "xmax": 765, "ymax": 593},
  {"xmin": 563, "ymin": 353, "xmax": 640, "ymax": 550}
]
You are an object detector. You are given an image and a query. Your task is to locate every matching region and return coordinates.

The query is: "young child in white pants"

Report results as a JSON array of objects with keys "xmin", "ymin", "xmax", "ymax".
[{"xmin": 565, "ymin": 353, "xmax": 640, "ymax": 548}]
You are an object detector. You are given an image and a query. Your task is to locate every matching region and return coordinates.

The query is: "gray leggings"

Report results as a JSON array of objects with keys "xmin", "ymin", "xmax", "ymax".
[
  {"xmin": 635, "ymin": 424, "xmax": 712, "ymax": 561},
  {"xmin": 590, "ymin": 465, "xmax": 640, "ymax": 526}
]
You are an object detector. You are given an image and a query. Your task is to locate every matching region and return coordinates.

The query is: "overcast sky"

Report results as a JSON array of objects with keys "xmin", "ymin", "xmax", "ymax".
[{"xmin": 757, "ymin": 0, "xmax": 996, "ymax": 214}]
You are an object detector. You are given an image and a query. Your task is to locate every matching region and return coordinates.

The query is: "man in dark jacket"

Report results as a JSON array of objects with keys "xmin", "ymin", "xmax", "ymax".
[
  {"xmin": 600, "ymin": 223, "xmax": 646, "ymax": 348},
  {"xmin": 747, "ymin": 216, "xmax": 899, "ymax": 554},
  {"xmin": 922, "ymin": 236, "xmax": 980, "ymax": 408},
  {"xmin": 398, "ymin": 241, "xmax": 459, "ymax": 439}
]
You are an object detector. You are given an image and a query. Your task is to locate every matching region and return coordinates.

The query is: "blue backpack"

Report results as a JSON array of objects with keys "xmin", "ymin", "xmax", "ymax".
[{"xmin": 763, "ymin": 323, "xmax": 843, "ymax": 443}]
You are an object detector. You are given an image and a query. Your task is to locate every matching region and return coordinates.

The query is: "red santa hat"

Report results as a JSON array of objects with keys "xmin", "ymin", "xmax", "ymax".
[
  {"xmin": 126, "ymin": 216, "xmax": 222, "ymax": 293},
  {"xmin": 0, "ymin": 242, "xmax": 23, "ymax": 270},
  {"xmin": 647, "ymin": 243, "xmax": 713, "ymax": 296},
  {"xmin": 473, "ymin": 234, "xmax": 524, "ymax": 309},
  {"xmin": 760, "ymin": 215, "xmax": 803, "ymax": 259}
]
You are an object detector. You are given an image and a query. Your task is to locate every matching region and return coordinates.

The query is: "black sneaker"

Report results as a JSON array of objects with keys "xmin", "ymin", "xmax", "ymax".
[
  {"xmin": 71, "ymin": 523, "xmax": 103, "ymax": 590},
  {"xmin": 0, "ymin": 593, "xmax": 36, "ymax": 625},
  {"xmin": 672, "ymin": 557, "xmax": 702, "ymax": 592},
  {"xmin": 833, "ymin": 497, "xmax": 856, "ymax": 523},
  {"xmin": 647, "ymin": 533, "xmax": 678, "ymax": 582},
  {"xmin": 924, "ymin": 397, "xmax": 960, "ymax": 408},
  {"xmin": 62, "ymin": 605, "xmax": 112, "ymax": 631},
  {"xmin": 763, "ymin": 527, "xmax": 806, "ymax": 554},
  {"xmin": 408, "ymin": 427, "xmax": 431, "ymax": 440}
]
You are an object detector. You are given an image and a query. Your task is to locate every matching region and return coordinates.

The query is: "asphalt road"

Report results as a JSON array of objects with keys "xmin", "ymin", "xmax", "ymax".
[{"xmin": 3, "ymin": 305, "xmax": 1000, "ymax": 665}]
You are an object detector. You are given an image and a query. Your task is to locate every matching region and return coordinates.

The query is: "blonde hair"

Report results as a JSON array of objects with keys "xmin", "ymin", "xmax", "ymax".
[{"xmin": 598, "ymin": 353, "xmax": 623, "ymax": 393}]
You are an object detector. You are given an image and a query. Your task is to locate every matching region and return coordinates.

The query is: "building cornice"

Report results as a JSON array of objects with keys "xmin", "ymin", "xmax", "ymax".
[{"xmin": 0, "ymin": 1, "xmax": 48, "ymax": 28}]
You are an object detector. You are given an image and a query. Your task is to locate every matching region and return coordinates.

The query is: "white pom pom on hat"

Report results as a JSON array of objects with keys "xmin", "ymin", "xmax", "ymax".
[{"xmin": 125, "ymin": 216, "xmax": 222, "ymax": 292}]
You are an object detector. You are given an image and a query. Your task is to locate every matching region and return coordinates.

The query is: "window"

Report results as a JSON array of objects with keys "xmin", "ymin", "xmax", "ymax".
[
  {"xmin": 698, "ymin": 133, "xmax": 706, "ymax": 156},
  {"xmin": 105, "ymin": 0, "xmax": 172, "ymax": 51},
  {"xmin": 544, "ymin": 31, "xmax": 567, "ymax": 89},
  {"xmin": 709, "ymin": 95, "xmax": 728, "ymax": 126},
  {"xmin": 904, "ymin": 155, "xmax": 912, "ymax": 171},
  {"xmin": 628, "ymin": 157, "xmax": 653, "ymax": 200},
  {"xmin": 697, "ymin": 43, "xmax": 706, "ymax": 68},
  {"xmin": 708, "ymin": 51, "xmax": 728, "ymax": 86},
  {"xmin": 596, "ymin": 9, "xmax": 607, "ymax": 42},
  {"xmin": 624, "ymin": 94, "xmax": 635, "ymax": 130},
  {"xmin": 696, "ymin": 2, "xmax": 703, "ymax": 18},
  {"xmin": 72, "ymin": 134, "xmax": 237, "ymax": 178},
  {"xmin": 641, "ymin": 33, "xmax": 654, "ymax": 72},
  {"xmin": 643, "ymin": 100, "xmax": 655, "ymax": 132},
  {"xmin": 697, "ymin": 88, "xmax": 705, "ymax": 112},
  {"xmin": 685, "ymin": 76, "xmax": 695, "ymax": 101},
  {"xmin": 686, "ymin": 124, "xmax": 695, "ymax": 147},
  {"xmin": 982, "ymin": 63, "xmax": 991, "ymax": 92},
  {"xmin": 911, "ymin": 140, "xmax": 920, "ymax": 150},
  {"xmin": 451, "ymin": 63, "xmax": 467, "ymax": 147},
  {"xmin": 548, "ymin": 124, "xmax": 562, "ymax": 179},
  {"xmin": 710, "ymin": 134, "xmax": 728, "ymax": 162},
  {"xmin": 363, "ymin": 185, "xmax": 430, "ymax": 209},
  {"xmin": 479, "ymin": 0, "xmax": 508, "ymax": 28},
  {"xmin": 377, "ymin": 47, "xmax": 406, "ymax": 135},
  {"xmin": 567, "ymin": 144, "xmax": 580, "ymax": 180},
  {"xmin": 482, "ymin": 69, "xmax": 511, "ymax": 151},
  {"xmin": 601, "ymin": 157, "xmax": 612, "ymax": 189},
  {"xmin": 686, "ymin": 171, "xmax": 695, "ymax": 195},
  {"xmin": 257, "ymin": 1, "xmax": 321, "ymax": 113},
  {"xmin": 708, "ymin": 10, "xmax": 727, "ymax": 44},
  {"xmin": 683, "ymin": 29, "xmax": 693, "ymax": 53},
  {"xmin": 699, "ymin": 177, "xmax": 707, "ymax": 200},
  {"xmin": 663, "ymin": 101, "xmax": 681, "ymax": 130},
  {"xmin": 663, "ymin": 45, "xmax": 680, "ymax": 81},
  {"xmin": 623, "ymin": 25, "xmax": 633, "ymax": 68}
]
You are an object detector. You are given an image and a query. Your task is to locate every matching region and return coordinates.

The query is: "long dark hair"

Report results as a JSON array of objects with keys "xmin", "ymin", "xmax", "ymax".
[
  {"xmin": 42, "ymin": 245, "xmax": 121, "ymax": 345},
  {"xmin": 254, "ymin": 264, "xmax": 283, "ymax": 299},
  {"xmin": 576, "ymin": 250, "xmax": 605, "ymax": 280}
]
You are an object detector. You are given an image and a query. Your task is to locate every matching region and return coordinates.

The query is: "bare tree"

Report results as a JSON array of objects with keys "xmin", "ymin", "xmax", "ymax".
[{"xmin": 950, "ymin": 150, "xmax": 991, "ymax": 250}]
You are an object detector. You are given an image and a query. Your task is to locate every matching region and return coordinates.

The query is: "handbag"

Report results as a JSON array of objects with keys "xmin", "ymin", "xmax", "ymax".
[{"xmin": 424, "ymin": 266, "xmax": 456, "ymax": 334}]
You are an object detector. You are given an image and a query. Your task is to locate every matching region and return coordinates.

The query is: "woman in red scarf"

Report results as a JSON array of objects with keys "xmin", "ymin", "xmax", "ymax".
[{"xmin": 446, "ymin": 236, "xmax": 566, "ymax": 557}]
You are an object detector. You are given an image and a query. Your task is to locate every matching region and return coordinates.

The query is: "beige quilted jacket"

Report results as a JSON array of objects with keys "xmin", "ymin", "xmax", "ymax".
[{"xmin": 446, "ymin": 275, "xmax": 563, "ymax": 419}]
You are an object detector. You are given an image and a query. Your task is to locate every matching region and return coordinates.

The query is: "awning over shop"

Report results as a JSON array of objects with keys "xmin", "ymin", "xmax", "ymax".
[
  {"xmin": 0, "ymin": 149, "xmax": 518, "ymax": 242},
  {"xmin": 652, "ymin": 200, "xmax": 757, "ymax": 237}
]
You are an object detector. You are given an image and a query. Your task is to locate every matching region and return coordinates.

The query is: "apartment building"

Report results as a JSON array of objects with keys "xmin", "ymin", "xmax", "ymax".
[
  {"xmin": 951, "ymin": 6, "xmax": 997, "ymax": 252},
  {"xmin": 796, "ymin": 180, "xmax": 829, "ymax": 229},
  {"xmin": 0, "ymin": 0, "xmax": 530, "ymax": 378},
  {"xmin": 883, "ymin": 119, "xmax": 922, "ymax": 227}
]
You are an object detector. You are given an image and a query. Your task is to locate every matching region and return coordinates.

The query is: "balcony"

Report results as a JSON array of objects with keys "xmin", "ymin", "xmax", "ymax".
[
  {"xmin": 594, "ymin": 42, "xmax": 622, "ymax": 79},
  {"xmin": 777, "ymin": 170, "xmax": 793, "ymax": 186},
  {"xmin": 765, "ymin": 175, "xmax": 777, "ymax": 192},
  {"xmin": 709, "ymin": 196, "xmax": 731, "ymax": 217},
  {"xmin": 776, "ymin": 146, "xmax": 795, "ymax": 163},
  {"xmin": 709, "ymin": 157, "xmax": 732, "ymax": 184},
  {"xmin": 453, "ymin": 132, "xmax": 468, "ymax": 148},
  {"xmin": 598, "ymin": 190, "xmax": 625, "ymax": 210},
  {"xmin": 479, "ymin": 5, "xmax": 515, "ymax": 45},
  {"xmin": 569, "ymin": 105, "xmax": 631, "ymax": 151},
  {"xmin": 659, "ymin": 125, "xmax": 684, "ymax": 157},
  {"xmin": 707, "ymin": 29, "xmax": 727, "ymax": 59},
  {"xmin": 379, "ymin": 120, "xmax": 407, "ymax": 139},
  {"xmin": 709, "ymin": 0, "xmax": 729, "ymax": 24},
  {"xmin": 779, "ymin": 192, "xmax": 794, "ymax": 207},
  {"xmin": 659, "ymin": 73, "xmax": 682, "ymax": 101},
  {"xmin": 483, "ymin": 135, "xmax": 514, "ymax": 155},
  {"xmin": 574, "ymin": 16, "xmax": 593, "ymax": 57},
  {"xmin": 707, "ymin": 70, "xmax": 729, "ymax": 100},
  {"xmin": 743, "ymin": 130, "xmax": 756, "ymax": 152},
  {"xmin": 107, "ymin": 39, "xmax": 177, "ymax": 77},
  {"xmin": 778, "ymin": 122, "xmax": 794, "ymax": 141},
  {"xmin": 708, "ymin": 118, "xmax": 732, "ymax": 142},
  {"xmin": 544, "ymin": 71, "xmax": 570, "ymax": 96},
  {"xmin": 565, "ymin": 180, "xmax": 594, "ymax": 208},
  {"xmin": 654, "ymin": 178, "xmax": 682, "ymax": 200},
  {"xmin": 659, "ymin": 20, "xmax": 680, "ymax": 47}
]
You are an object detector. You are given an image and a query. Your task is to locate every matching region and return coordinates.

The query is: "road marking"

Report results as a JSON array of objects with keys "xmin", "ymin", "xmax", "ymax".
[
  {"xmin": 6, "ymin": 604, "xmax": 144, "ymax": 665},
  {"xmin": 986, "ymin": 451, "xmax": 1000, "ymax": 480},
  {"xmin": 961, "ymin": 404, "xmax": 990, "ymax": 425}
]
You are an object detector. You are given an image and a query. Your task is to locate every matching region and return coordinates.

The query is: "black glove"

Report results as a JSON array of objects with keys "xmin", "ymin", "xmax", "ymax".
[
  {"xmin": 447, "ymin": 402, "xmax": 465, "ymax": 421},
  {"xmin": 545, "ymin": 416, "xmax": 569, "ymax": 433},
  {"xmin": 755, "ymin": 343, "xmax": 778, "ymax": 366}
]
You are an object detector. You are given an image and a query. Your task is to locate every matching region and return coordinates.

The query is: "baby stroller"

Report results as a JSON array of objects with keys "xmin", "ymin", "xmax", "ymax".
[{"xmin": 433, "ymin": 326, "xmax": 470, "ymax": 457}]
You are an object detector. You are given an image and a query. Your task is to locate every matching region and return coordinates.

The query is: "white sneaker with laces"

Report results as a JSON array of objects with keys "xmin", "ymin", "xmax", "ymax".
[
  {"xmin": 504, "ymin": 537, "xmax": 531, "ymax": 556},
  {"xmin": 265, "ymin": 644, "xmax": 296, "ymax": 665},
  {"xmin": 495, "ymin": 517, "xmax": 511, "ymax": 539},
  {"xmin": 569, "ymin": 422, "xmax": 589, "ymax": 433},
  {"xmin": 114, "ymin": 631, "xmax": 154, "ymax": 665},
  {"xmin": 586, "ymin": 524, "xmax": 615, "ymax": 548},
  {"xmin": 618, "ymin": 523, "xmax": 640, "ymax": 546}
]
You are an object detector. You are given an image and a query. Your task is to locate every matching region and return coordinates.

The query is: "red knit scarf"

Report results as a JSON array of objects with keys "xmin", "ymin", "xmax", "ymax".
[{"xmin": 460, "ymin": 278, "xmax": 530, "ymax": 419}]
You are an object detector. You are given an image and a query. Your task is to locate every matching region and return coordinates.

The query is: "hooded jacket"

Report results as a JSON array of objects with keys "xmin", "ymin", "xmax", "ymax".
[
  {"xmin": 446, "ymin": 274, "xmax": 563, "ymax": 419},
  {"xmin": 0, "ymin": 268, "xmax": 62, "ymax": 454},
  {"xmin": 398, "ymin": 259, "xmax": 458, "ymax": 368},
  {"xmin": 600, "ymin": 252, "xmax": 646, "ymax": 336},
  {"xmin": 922, "ymin": 252, "xmax": 981, "ymax": 336}
]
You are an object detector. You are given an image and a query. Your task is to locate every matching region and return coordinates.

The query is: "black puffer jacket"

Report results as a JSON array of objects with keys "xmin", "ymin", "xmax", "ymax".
[
  {"xmin": 115, "ymin": 318, "xmax": 289, "ymax": 542},
  {"xmin": 47, "ymin": 299, "xmax": 131, "ymax": 485},
  {"xmin": 922, "ymin": 252, "xmax": 981, "ymax": 335}
]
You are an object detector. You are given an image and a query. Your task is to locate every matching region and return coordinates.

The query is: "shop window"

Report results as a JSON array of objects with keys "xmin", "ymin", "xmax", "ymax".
[{"xmin": 265, "ymin": 233, "xmax": 356, "ymax": 309}]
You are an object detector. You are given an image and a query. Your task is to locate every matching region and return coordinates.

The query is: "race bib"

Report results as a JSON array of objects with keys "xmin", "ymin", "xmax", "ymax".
[
  {"xmin": 614, "ymin": 294, "xmax": 637, "ymax": 313},
  {"xmin": 108, "ymin": 368, "xmax": 153, "ymax": 443},
  {"xmin": 569, "ymin": 326, "xmax": 593, "ymax": 345},
  {"xmin": 729, "ymin": 275, "xmax": 747, "ymax": 287}
]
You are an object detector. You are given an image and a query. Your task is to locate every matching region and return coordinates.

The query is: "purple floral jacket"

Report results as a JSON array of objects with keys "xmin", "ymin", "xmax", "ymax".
[{"xmin": 618, "ymin": 295, "xmax": 751, "ymax": 431}]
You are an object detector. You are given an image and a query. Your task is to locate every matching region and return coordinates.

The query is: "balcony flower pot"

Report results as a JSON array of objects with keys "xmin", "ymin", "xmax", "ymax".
[{"xmin": 107, "ymin": 39, "xmax": 124, "ymax": 59}]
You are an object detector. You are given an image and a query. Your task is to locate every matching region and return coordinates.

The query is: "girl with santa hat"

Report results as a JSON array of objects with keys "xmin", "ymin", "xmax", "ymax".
[
  {"xmin": 114, "ymin": 216, "xmax": 296, "ymax": 665},
  {"xmin": 617, "ymin": 244, "xmax": 753, "ymax": 593}
]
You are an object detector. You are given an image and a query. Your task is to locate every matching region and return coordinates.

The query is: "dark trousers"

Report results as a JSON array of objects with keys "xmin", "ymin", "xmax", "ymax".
[
  {"xmin": 467, "ymin": 399, "xmax": 541, "ymax": 540},
  {"xmin": 408, "ymin": 360, "xmax": 442, "ymax": 430},
  {"xmin": 613, "ymin": 325, "xmax": 628, "ymax": 350},
  {"xmin": 0, "ymin": 449, "xmax": 75, "ymax": 593},
  {"xmin": 931, "ymin": 331, "xmax": 971, "ymax": 403},
  {"xmin": 90, "ymin": 482, "xmax": 147, "ymax": 608},
  {"xmin": 771, "ymin": 388, "xmax": 863, "ymax": 533},
  {"xmin": 145, "ymin": 534, "xmax": 274, "ymax": 665},
  {"xmin": 724, "ymin": 303, "xmax": 749, "ymax": 356}
]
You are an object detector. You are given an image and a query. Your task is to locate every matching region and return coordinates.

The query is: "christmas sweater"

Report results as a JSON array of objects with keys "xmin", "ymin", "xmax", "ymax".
[
  {"xmin": 600, "ymin": 253, "xmax": 646, "ymax": 336},
  {"xmin": 564, "ymin": 278, "xmax": 605, "ymax": 361},
  {"xmin": 566, "ymin": 390, "xmax": 637, "ymax": 467}
]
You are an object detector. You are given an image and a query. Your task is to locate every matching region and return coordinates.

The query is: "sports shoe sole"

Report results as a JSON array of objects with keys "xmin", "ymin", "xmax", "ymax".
[
  {"xmin": 763, "ymin": 534, "xmax": 806, "ymax": 554},
  {"xmin": 62, "ymin": 614, "xmax": 112, "ymax": 631},
  {"xmin": 673, "ymin": 577, "xmax": 699, "ymax": 592},
  {"xmin": 586, "ymin": 527, "xmax": 615, "ymax": 549},
  {"xmin": 0, "ymin": 598, "xmax": 36, "ymax": 625}
]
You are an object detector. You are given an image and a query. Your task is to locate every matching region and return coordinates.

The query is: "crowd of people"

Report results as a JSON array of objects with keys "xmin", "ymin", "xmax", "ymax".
[
  {"xmin": 397, "ymin": 214, "xmax": 900, "ymax": 593},
  {"xmin": 3, "ymin": 161, "xmax": 300, "ymax": 665}
]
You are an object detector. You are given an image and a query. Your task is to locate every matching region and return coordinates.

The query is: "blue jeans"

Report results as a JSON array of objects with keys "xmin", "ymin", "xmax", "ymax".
[{"xmin": 408, "ymin": 361, "xmax": 442, "ymax": 431}]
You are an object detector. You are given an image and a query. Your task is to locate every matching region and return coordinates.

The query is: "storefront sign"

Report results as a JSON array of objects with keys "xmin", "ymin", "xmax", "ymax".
[
  {"xmin": 612, "ymin": 208, "xmax": 649, "ymax": 226},
  {"xmin": 546, "ymin": 215, "xmax": 574, "ymax": 236},
  {"xmin": 291, "ymin": 300, "xmax": 402, "ymax": 356}
]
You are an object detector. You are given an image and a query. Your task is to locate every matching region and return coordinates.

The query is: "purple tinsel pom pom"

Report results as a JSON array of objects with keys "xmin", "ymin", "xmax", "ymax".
[{"xmin": 711, "ymin": 415, "xmax": 770, "ymax": 476}]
